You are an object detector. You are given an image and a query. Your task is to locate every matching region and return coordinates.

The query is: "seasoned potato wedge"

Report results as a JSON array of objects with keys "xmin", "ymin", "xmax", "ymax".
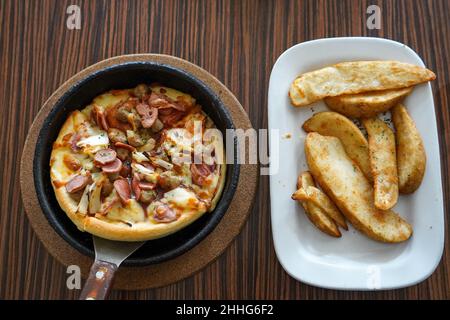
[
  {"xmin": 302, "ymin": 112, "xmax": 372, "ymax": 181},
  {"xmin": 292, "ymin": 184, "xmax": 348, "ymax": 230},
  {"xmin": 362, "ymin": 118, "xmax": 399, "ymax": 210},
  {"xmin": 392, "ymin": 104, "xmax": 426, "ymax": 193},
  {"xmin": 293, "ymin": 172, "xmax": 341, "ymax": 237},
  {"xmin": 324, "ymin": 87, "xmax": 413, "ymax": 118},
  {"xmin": 289, "ymin": 61, "xmax": 435, "ymax": 107},
  {"xmin": 305, "ymin": 132, "xmax": 412, "ymax": 243}
]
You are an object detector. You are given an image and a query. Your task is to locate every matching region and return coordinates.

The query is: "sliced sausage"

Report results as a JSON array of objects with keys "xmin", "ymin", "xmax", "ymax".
[
  {"xmin": 139, "ymin": 181, "xmax": 156, "ymax": 190},
  {"xmin": 114, "ymin": 141, "xmax": 136, "ymax": 152},
  {"xmin": 65, "ymin": 175, "xmax": 91, "ymax": 193},
  {"xmin": 114, "ymin": 178, "xmax": 131, "ymax": 204},
  {"xmin": 94, "ymin": 148, "xmax": 117, "ymax": 165},
  {"xmin": 153, "ymin": 203, "xmax": 177, "ymax": 223},
  {"xmin": 119, "ymin": 160, "xmax": 131, "ymax": 177},
  {"xmin": 131, "ymin": 173, "xmax": 141, "ymax": 201},
  {"xmin": 190, "ymin": 163, "xmax": 212, "ymax": 186},
  {"xmin": 101, "ymin": 158, "xmax": 123, "ymax": 174},
  {"xmin": 92, "ymin": 105, "xmax": 109, "ymax": 131}
]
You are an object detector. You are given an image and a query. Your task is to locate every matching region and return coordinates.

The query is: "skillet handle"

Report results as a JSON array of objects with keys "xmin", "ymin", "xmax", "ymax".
[{"xmin": 79, "ymin": 260, "xmax": 117, "ymax": 300}]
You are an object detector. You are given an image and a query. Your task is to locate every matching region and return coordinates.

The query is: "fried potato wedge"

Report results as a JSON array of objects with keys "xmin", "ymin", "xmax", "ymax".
[
  {"xmin": 292, "ymin": 185, "xmax": 348, "ymax": 230},
  {"xmin": 392, "ymin": 104, "xmax": 426, "ymax": 193},
  {"xmin": 293, "ymin": 172, "xmax": 341, "ymax": 237},
  {"xmin": 302, "ymin": 112, "xmax": 372, "ymax": 181},
  {"xmin": 305, "ymin": 132, "xmax": 412, "ymax": 243},
  {"xmin": 362, "ymin": 118, "xmax": 399, "ymax": 210},
  {"xmin": 324, "ymin": 87, "xmax": 413, "ymax": 118},
  {"xmin": 289, "ymin": 61, "xmax": 435, "ymax": 107}
]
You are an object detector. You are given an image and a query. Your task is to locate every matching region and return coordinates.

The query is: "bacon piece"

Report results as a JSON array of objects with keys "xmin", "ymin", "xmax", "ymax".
[
  {"xmin": 159, "ymin": 109, "xmax": 185, "ymax": 126},
  {"xmin": 113, "ymin": 178, "xmax": 131, "ymax": 204},
  {"xmin": 153, "ymin": 203, "xmax": 177, "ymax": 223},
  {"xmin": 190, "ymin": 163, "xmax": 212, "ymax": 186},
  {"xmin": 106, "ymin": 105, "xmax": 132, "ymax": 131},
  {"xmin": 114, "ymin": 141, "xmax": 136, "ymax": 152},
  {"xmin": 101, "ymin": 158, "xmax": 123, "ymax": 174},
  {"xmin": 136, "ymin": 103, "xmax": 158, "ymax": 128},
  {"xmin": 65, "ymin": 174, "xmax": 91, "ymax": 193},
  {"xmin": 94, "ymin": 148, "xmax": 117, "ymax": 165}
]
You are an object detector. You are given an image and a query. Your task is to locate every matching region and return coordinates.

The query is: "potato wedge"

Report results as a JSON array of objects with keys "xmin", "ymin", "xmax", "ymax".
[
  {"xmin": 392, "ymin": 104, "xmax": 426, "ymax": 193},
  {"xmin": 292, "ymin": 185, "xmax": 348, "ymax": 230},
  {"xmin": 302, "ymin": 112, "xmax": 372, "ymax": 181},
  {"xmin": 305, "ymin": 132, "xmax": 412, "ymax": 243},
  {"xmin": 362, "ymin": 118, "xmax": 399, "ymax": 210},
  {"xmin": 293, "ymin": 172, "xmax": 341, "ymax": 237},
  {"xmin": 324, "ymin": 87, "xmax": 413, "ymax": 118},
  {"xmin": 289, "ymin": 61, "xmax": 435, "ymax": 107}
]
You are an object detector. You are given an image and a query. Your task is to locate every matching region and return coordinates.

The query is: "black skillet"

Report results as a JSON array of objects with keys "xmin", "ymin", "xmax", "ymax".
[{"xmin": 33, "ymin": 61, "xmax": 240, "ymax": 267}]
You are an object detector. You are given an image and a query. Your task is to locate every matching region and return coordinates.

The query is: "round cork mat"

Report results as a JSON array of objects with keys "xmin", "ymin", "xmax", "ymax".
[{"xmin": 20, "ymin": 54, "xmax": 258, "ymax": 290}]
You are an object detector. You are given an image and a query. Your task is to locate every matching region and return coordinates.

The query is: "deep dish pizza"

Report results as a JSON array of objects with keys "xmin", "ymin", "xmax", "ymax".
[{"xmin": 50, "ymin": 84, "xmax": 226, "ymax": 241}]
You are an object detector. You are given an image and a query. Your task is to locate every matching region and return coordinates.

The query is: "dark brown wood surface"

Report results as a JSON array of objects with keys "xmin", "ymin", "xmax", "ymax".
[{"xmin": 1, "ymin": 0, "xmax": 449, "ymax": 299}]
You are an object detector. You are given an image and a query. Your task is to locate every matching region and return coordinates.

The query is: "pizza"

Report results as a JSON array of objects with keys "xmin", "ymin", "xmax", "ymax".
[{"xmin": 50, "ymin": 83, "xmax": 226, "ymax": 241}]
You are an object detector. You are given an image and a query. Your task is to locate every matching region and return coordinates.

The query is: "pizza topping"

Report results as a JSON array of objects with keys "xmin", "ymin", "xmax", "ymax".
[
  {"xmin": 76, "ymin": 133, "xmax": 109, "ymax": 154},
  {"xmin": 116, "ymin": 148, "xmax": 130, "ymax": 161},
  {"xmin": 108, "ymin": 128, "xmax": 127, "ymax": 144},
  {"xmin": 132, "ymin": 151, "xmax": 150, "ymax": 163},
  {"xmin": 94, "ymin": 148, "xmax": 117, "ymax": 165},
  {"xmin": 158, "ymin": 171, "xmax": 183, "ymax": 190},
  {"xmin": 131, "ymin": 173, "xmax": 141, "ymax": 200},
  {"xmin": 92, "ymin": 105, "xmax": 109, "ymax": 131},
  {"xmin": 114, "ymin": 141, "xmax": 136, "ymax": 152},
  {"xmin": 101, "ymin": 158, "xmax": 123, "ymax": 174},
  {"xmin": 119, "ymin": 160, "xmax": 131, "ymax": 177},
  {"xmin": 126, "ymin": 130, "xmax": 145, "ymax": 147},
  {"xmin": 159, "ymin": 108, "xmax": 186, "ymax": 126},
  {"xmin": 164, "ymin": 187, "xmax": 200, "ymax": 208},
  {"xmin": 106, "ymin": 105, "xmax": 132, "ymax": 132},
  {"xmin": 153, "ymin": 203, "xmax": 177, "ymax": 223},
  {"xmin": 77, "ymin": 185, "xmax": 90, "ymax": 215},
  {"xmin": 132, "ymin": 84, "xmax": 150, "ymax": 99},
  {"xmin": 139, "ymin": 189, "xmax": 157, "ymax": 204},
  {"xmin": 136, "ymin": 102, "xmax": 159, "ymax": 128},
  {"xmin": 101, "ymin": 178, "xmax": 114, "ymax": 197},
  {"xmin": 114, "ymin": 178, "xmax": 131, "ymax": 204},
  {"xmin": 66, "ymin": 174, "xmax": 92, "ymax": 193},
  {"xmin": 191, "ymin": 163, "xmax": 212, "ymax": 186},
  {"xmin": 63, "ymin": 154, "xmax": 82, "ymax": 171},
  {"xmin": 150, "ymin": 157, "xmax": 173, "ymax": 170},
  {"xmin": 70, "ymin": 133, "xmax": 82, "ymax": 152}
]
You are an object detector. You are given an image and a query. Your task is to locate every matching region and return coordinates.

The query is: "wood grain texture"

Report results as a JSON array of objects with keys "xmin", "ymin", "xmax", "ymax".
[{"xmin": 1, "ymin": 0, "xmax": 449, "ymax": 299}]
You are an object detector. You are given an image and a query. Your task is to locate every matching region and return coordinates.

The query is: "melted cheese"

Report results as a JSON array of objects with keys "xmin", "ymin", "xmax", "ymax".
[
  {"xmin": 106, "ymin": 199, "xmax": 146, "ymax": 224},
  {"xmin": 92, "ymin": 91, "xmax": 130, "ymax": 110},
  {"xmin": 151, "ymin": 85, "xmax": 195, "ymax": 106},
  {"xmin": 164, "ymin": 187, "xmax": 199, "ymax": 209}
]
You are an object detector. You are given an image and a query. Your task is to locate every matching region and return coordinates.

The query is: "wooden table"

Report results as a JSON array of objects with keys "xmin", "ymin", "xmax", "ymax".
[{"xmin": 1, "ymin": 0, "xmax": 449, "ymax": 299}]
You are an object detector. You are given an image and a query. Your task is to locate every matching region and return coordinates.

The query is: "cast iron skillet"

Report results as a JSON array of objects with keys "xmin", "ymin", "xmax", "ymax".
[{"xmin": 33, "ymin": 61, "xmax": 239, "ymax": 266}]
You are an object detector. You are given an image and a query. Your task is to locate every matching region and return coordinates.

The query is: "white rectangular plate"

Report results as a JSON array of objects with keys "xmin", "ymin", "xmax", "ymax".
[{"xmin": 268, "ymin": 37, "xmax": 444, "ymax": 290}]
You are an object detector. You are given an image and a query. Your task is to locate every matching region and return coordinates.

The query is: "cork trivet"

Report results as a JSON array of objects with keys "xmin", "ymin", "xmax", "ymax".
[{"xmin": 20, "ymin": 54, "xmax": 258, "ymax": 290}]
